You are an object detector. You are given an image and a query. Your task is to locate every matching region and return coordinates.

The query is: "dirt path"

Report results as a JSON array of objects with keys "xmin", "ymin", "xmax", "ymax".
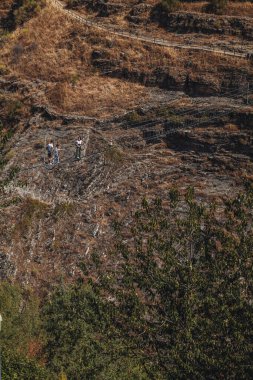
[{"xmin": 48, "ymin": 0, "xmax": 250, "ymax": 60}]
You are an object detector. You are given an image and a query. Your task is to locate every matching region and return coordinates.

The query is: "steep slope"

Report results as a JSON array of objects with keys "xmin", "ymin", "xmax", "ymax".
[{"xmin": 0, "ymin": 0, "xmax": 253, "ymax": 289}]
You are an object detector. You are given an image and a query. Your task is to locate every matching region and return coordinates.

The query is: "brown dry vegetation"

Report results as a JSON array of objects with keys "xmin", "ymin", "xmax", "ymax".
[
  {"xmin": 67, "ymin": 0, "xmax": 253, "ymax": 20},
  {"xmin": 46, "ymin": 77, "xmax": 149, "ymax": 116},
  {"xmin": 2, "ymin": 2, "xmax": 252, "ymax": 116},
  {"xmin": 0, "ymin": 0, "xmax": 13, "ymax": 15},
  {"xmin": 1, "ymin": 1, "xmax": 253, "ymax": 293},
  {"xmin": 2, "ymin": 6, "xmax": 152, "ymax": 115},
  {"xmin": 180, "ymin": 1, "xmax": 253, "ymax": 18}
]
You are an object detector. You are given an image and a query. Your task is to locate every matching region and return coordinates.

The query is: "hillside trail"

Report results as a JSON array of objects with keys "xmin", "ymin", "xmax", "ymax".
[{"xmin": 48, "ymin": 0, "xmax": 250, "ymax": 59}]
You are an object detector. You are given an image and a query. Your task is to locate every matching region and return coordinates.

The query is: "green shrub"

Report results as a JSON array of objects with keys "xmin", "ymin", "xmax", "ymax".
[
  {"xmin": 104, "ymin": 145, "xmax": 124, "ymax": 165},
  {"xmin": 0, "ymin": 282, "xmax": 50, "ymax": 379},
  {"xmin": 43, "ymin": 186, "xmax": 253, "ymax": 379},
  {"xmin": 66, "ymin": 0, "xmax": 84, "ymax": 7},
  {"xmin": 8, "ymin": 0, "xmax": 46, "ymax": 28},
  {"xmin": 2, "ymin": 349, "xmax": 50, "ymax": 380}
]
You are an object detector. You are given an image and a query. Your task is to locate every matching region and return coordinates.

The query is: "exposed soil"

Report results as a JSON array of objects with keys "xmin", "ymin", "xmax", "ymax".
[{"xmin": 0, "ymin": 0, "xmax": 253, "ymax": 290}]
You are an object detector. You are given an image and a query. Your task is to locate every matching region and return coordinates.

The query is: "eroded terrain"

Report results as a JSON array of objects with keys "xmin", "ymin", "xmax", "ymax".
[{"xmin": 0, "ymin": 0, "xmax": 253, "ymax": 289}]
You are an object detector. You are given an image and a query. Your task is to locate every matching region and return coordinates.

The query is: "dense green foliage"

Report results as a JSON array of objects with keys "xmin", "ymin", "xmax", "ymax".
[
  {"xmin": 2, "ymin": 349, "xmax": 49, "ymax": 380},
  {"xmin": 1, "ymin": 187, "xmax": 253, "ymax": 378},
  {"xmin": 43, "ymin": 284, "xmax": 151, "ymax": 379},
  {"xmin": 44, "ymin": 187, "xmax": 253, "ymax": 379},
  {"xmin": 0, "ymin": 282, "xmax": 50, "ymax": 379}
]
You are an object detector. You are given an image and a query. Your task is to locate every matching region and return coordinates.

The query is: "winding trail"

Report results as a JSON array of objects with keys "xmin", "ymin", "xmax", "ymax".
[{"xmin": 48, "ymin": 0, "xmax": 249, "ymax": 59}]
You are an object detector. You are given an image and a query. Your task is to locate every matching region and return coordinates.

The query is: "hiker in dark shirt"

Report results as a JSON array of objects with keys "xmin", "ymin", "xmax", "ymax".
[{"xmin": 54, "ymin": 143, "xmax": 60, "ymax": 165}]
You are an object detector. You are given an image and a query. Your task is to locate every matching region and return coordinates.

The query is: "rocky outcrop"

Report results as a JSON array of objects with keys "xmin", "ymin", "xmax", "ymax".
[
  {"xmin": 127, "ymin": 3, "xmax": 152, "ymax": 25},
  {"xmin": 91, "ymin": 53, "xmax": 251, "ymax": 97},
  {"xmin": 151, "ymin": 9, "xmax": 253, "ymax": 40},
  {"xmin": 68, "ymin": 0, "xmax": 124, "ymax": 16}
]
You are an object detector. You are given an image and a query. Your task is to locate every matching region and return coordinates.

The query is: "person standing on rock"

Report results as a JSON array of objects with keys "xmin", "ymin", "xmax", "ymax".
[
  {"xmin": 46, "ymin": 140, "xmax": 54, "ymax": 164},
  {"xmin": 75, "ymin": 136, "xmax": 83, "ymax": 160},
  {"xmin": 53, "ymin": 143, "xmax": 60, "ymax": 165}
]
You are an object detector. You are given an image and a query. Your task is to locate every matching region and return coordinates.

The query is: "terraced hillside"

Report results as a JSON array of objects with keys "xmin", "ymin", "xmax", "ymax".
[
  {"xmin": 0, "ymin": 0, "xmax": 253, "ymax": 287},
  {"xmin": 0, "ymin": 1, "xmax": 253, "ymax": 379}
]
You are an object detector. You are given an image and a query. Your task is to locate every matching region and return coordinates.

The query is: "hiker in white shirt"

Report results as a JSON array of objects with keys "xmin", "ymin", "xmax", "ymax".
[
  {"xmin": 46, "ymin": 140, "xmax": 54, "ymax": 163},
  {"xmin": 75, "ymin": 137, "xmax": 83, "ymax": 160}
]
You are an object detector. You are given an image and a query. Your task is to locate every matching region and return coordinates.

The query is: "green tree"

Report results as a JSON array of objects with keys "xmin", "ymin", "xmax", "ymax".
[
  {"xmin": 0, "ymin": 282, "xmax": 50, "ymax": 379},
  {"xmin": 107, "ymin": 187, "xmax": 253, "ymax": 378},
  {"xmin": 43, "ymin": 186, "xmax": 253, "ymax": 379},
  {"xmin": 43, "ymin": 283, "xmax": 153, "ymax": 379},
  {"xmin": 7, "ymin": 0, "xmax": 46, "ymax": 29},
  {"xmin": 2, "ymin": 349, "xmax": 49, "ymax": 380}
]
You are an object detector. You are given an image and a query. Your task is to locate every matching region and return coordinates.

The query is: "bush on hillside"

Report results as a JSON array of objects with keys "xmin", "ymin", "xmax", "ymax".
[
  {"xmin": 43, "ymin": 185, "xmax": 253, "ymax": 379},
  {"xmin": 160, "ymin": 0, "xmax": 180, "ymax": 13},
  {"xmin": 6, "ymin": 0, "xmax": 46, "ymax": 29},
  {"xmin": 206, "ymin": 0, "xmax": 228, "ymax": 14},
  {"xmin": 66, "ymin": 0, "xmax": 84, "ymax": 7},
  {"xmin": 0, "ymin": 282, "xmax": 50, "ymax": 379}
]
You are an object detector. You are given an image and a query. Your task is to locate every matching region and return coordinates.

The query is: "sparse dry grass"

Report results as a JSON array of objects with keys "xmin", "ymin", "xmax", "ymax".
[
  {"xmin": 3, "ymin": 5, "xmax": 91, "ymax": 81},
  {"xmin": 68, "ymin": 0, "xmax": 253, "ymax": 20},
  {"xmin": 1, "ymin": 5, "xmax": 152, "ymax": 115},
  {"xmin": 1, "ymin": 1, "xmax": 252, "ymax": 118},
  {"xmin": 46, "ymin": 75, "xmax": 149, "ymax": 116},
  {"xmin": 224, "ymin": 123, "xmax": 240, "ymax": 132}
]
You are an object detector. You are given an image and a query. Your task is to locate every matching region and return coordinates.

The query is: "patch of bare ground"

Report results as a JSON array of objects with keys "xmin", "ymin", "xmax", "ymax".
[{"xmin": 2, "ymin": 111, "xmax": 253, "ymax": 289}]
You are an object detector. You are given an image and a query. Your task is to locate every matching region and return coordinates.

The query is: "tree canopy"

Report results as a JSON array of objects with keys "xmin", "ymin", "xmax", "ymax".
[{"xmin": 43, "ymin": 186, "xmax": 253, "ymax": 379}]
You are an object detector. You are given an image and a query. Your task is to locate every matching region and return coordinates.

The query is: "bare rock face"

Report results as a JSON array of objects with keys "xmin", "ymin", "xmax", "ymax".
[
  {"xmin": 91, "ymin": 55, "xmax": 249, "ymax": 97},
  {"xmin": 0, "ymin": 252, "xmax": 15, "ymax": 280}
]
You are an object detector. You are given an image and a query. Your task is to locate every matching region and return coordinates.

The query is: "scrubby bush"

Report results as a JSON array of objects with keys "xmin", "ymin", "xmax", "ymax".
[
  {"xmin": 0, "ymin": 282, "xmax": 50, "ymax": 379},
  {"xmin": 206, "ymin": 0, "xmax": 228, "ymax": 14},
  {"xmin": 160, "ymin": 0, "xmax": 180, "ymax": 13},
  {"xmin": 7, "ymin": 0, "xmax": 46, "ymax": 29},
  {"xmin": 66, "ymin": 0, "xmax": 84, "ymax": 7}
]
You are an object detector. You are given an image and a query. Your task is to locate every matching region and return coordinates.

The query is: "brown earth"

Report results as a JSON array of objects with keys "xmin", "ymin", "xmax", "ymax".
[{"xmin": 0, "ymin": 1, "xmax": 253, "ymax": 290}]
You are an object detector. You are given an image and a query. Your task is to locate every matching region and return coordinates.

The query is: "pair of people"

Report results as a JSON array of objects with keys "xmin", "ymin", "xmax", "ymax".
[
  {"xmin": 46, "ymin": 140, "xmax": 60, "ymax": 165},
  {"xmin": 46, "ymin": 137, "xmax": 83, "ymax": 165}
]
